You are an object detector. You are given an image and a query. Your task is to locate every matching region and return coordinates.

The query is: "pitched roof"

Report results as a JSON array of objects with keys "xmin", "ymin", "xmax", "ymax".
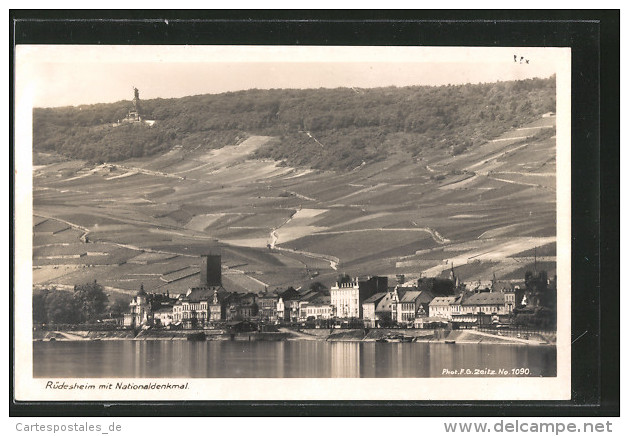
[
  {"xmin": 399, "ymin": 290, "xmax": 421, "ymax": 303},
  {"xmin": 390, "ymin": 286, "xmax": 415, "ymax": 299},
  {"xmin": 279, "ymin": 287, "xmax": 301, "ymax": 300},
  {"xmin": 492, "ymin": 281, "xmax": 516, "ymax": 292},
  {"xmin": 452, "ymin": 290, "xmax": 475, "ymax": 305},
  {"xmin": 463, "ymin": 292, "xmax": 505, "ymax": 306},
  {"xmin": 430, "ymin": 296, "xmax": 457, "ymax": 306},
  {"xmin": 305, "ymin": 295, "xmax": 331, "ymax": 305},
  {"xmin": 396, "ymin": 286, "xmax": 418, "ymax": 292},
  {"xmin": 184, "ymin": 286, "xmax": 227, "ymax": 302},
  {"xmin": 399, "ymin": 290, "xmax": 434, "ymax": 303},
  {"xmin": 258, "ymin": 292, "xmax": 280, "ymax": 300},
  {"xmin": 154, "ymin": 307, "xmax": 173, "ymax": 313},
  {"xmin": 363, "ymin": 292, "xmax": 387, "ymax": 304},
  {"xmin": 375, "ymin": 294, "xmax": 392, "ymax": 313},
  {"xmin": 299, "ymin": 291, "xmax": 321, "ymax": 302}
]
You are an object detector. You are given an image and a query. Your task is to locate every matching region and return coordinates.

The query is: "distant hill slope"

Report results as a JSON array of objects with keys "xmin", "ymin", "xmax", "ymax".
[
  {"xmin": 33, "ymin": 112, "xmax": 556, "ymax": 294},
  {"xmin": 33, "ymin": 77, "xmax": 555, "ymax": 170}
]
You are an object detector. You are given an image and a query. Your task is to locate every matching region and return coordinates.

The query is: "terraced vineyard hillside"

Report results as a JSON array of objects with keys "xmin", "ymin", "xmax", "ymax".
[{"xmin": 33, "ymin": 108, "xmax": 556, "ymax": 297}]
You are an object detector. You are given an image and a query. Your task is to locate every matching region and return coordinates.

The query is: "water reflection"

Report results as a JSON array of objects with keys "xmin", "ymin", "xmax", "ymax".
[
  {"xmin": 33, "ymin": 341, "xmax": 556, "ymax": 378},
  {"xmin": 330, "ymin": 343, "xmax": 360, "ymax": 377}
]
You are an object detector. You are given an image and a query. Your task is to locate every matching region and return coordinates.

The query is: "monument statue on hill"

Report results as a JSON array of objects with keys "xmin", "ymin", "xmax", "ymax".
[
  {"xmin": 116, "ymin": 86, "xmax": 155, "ymax": 126},
  {"xmin": 132, "ymin": 86, "xmax": 141, "ymax": 113},
  {"xmin": 122, "ymin": 86, "xmax": 141, "ymax": 122}
]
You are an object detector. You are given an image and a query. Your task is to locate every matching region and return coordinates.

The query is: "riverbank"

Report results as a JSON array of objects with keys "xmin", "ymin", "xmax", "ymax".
[
  {"xmin": 295, "ymin": 328, "xmax": 553, "ymax": 345},
  {"xmin": 33, "ymin": 328, "xmax": 555, "ymax": 345}
]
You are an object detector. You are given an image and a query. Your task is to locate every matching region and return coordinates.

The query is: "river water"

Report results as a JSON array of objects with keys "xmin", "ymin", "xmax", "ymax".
[{"xmin": 33, "ymin": 341, "xmax": 556, "ymax": 378}]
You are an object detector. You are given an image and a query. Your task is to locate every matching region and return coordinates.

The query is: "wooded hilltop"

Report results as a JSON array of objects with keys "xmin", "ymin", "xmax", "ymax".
[{"xmin": 33, "ymin": 76, "xmax": 555, "ymax": 171}]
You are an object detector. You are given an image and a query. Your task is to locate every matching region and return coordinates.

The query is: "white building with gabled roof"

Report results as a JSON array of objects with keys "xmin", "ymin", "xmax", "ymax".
[{"xmin": 429, "ymin": 296, "xmax": 457, "ymax": 320}]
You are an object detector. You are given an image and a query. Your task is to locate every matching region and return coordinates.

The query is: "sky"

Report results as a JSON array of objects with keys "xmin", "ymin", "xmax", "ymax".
[{"xmin": 16, "ymin": 45, "xmax": 565, "ymax": 108}]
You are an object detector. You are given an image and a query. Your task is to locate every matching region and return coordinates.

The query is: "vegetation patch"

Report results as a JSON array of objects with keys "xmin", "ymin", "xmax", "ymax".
[{"xmin": 34, "ymin": 77, "xmax": 555, "ymax": 170}]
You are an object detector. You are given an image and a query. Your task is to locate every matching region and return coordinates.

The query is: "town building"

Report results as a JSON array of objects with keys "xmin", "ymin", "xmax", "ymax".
[
  {"xmin": 297, "ymin": 290, "xmax": 327, "ymax": 321},
  {"xmin": 503, "ymin": 288, "xmax": 517, "ymax": 314},
  {"xmin": 174, "ymin": 291, "xmax": 210, "ymax": 328},
  {"xmin": 124, "ymin": 254, "xmax": 541, "ymax": 330},
  {"xmin": 123, "ymin": 285, "xmax": 151, "ymax": 328},
  {"xmin": 299, "ymin": 295, "xmax": 335, "ymax": 321},
  {"xmin": 449, "ymin": 290, "xmax": 476, "ymax": 323},
  {"xmin": 277, "ymin": 297, "xmax": 287, "ymax": 322},
  {"xmin": 428, "ymin": 296, "xmax": 457, "ymax": 320},
  {"xmin": 331, "ymin": 276, "xmax": 388, "ymax": 319},
  {"xmin": 257, "ymin": 291, "xmax": 280, "ymax": 322},
  {"xmin": 226, "ymin": 292, "xmax": 258, "ymax": 321},
  {"xmin": 450, "ymin": 291, "xmax": 514, "ymax": 324},
  {"xmin": 374, "ymin": 292, "xmax": 394, "ymax": 325},
  {"xmin": 491, "ymin": 279, "xmax": 518, "ymax": 313},
  {"xmin": 463, "ymin": 280, "xmax": 493, "ymax": 292},
  {"xmin": 390, "ymin": 287, "xmax": 434, "ymax": 325},
  {"xmin": 209, "ymin": 288, "xmax": 227, "ymax": 322},
  {"xmin": 153, "ymin": 307, "xmax": 174, "ymax": 327},
  {"xmin": 331, "ymin": 278, "xmax": 360, "ymax": 318},
  {"xmin": 123, "ymin": 284, "xmax": 178, "ymax": 328},
  {"xmin": 276, "ymin": 287, "xmax": 301, "ymax": 322},
  {"xmin": 172, "ymin": 253, "xmax": 230, "ymax": 328},
  {"xmin": 361, "ymin": 293, "xmax": 388, "ymax": 328}
]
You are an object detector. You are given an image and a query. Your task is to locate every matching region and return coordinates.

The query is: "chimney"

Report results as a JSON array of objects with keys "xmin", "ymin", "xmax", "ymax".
[{"xmin": 200, "ymin": 253, "xmax": 222, "ymax": 286}]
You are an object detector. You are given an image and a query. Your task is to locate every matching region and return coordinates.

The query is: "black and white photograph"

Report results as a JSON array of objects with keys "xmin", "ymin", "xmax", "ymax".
[{"xmin": 14, "ymin": 44, "xmax": 571, "ymax": 401}]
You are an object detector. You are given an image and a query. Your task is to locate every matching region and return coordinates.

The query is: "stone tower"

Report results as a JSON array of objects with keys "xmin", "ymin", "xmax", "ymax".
[{"xmin": 200, "ymin": 254, "xmax": 222, "ymax": 287}]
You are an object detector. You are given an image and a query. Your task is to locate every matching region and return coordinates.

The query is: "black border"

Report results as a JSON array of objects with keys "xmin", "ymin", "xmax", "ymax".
[{"xmin": 9, "ymin": 10, "xmax": 618, "ymax": 417}]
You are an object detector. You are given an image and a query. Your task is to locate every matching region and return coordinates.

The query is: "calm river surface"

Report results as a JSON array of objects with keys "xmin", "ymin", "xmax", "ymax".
[{"xmin": 33, "ymin": 341, "xmax": 556, "ymax": 378}]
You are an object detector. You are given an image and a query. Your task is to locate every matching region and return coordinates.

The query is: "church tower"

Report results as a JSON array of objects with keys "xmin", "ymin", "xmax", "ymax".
[{"xmin": 450, "ymin": 263, "xmax": 459, "ymax": 288}]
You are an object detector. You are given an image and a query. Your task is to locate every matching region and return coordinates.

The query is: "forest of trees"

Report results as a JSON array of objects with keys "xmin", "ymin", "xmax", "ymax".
[
  {"xmin": 32, "ymin": 281, "xmax": 126, "ymax": 325},
  {"xmin": 33, "ymin": 76, "xmax": 556, "ymax": 171}
]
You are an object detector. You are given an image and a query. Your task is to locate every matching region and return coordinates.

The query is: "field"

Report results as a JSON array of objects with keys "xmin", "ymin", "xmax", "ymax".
[{"xmin": 32, "ymin": 115, "xmax": 557, "ymax": 296}]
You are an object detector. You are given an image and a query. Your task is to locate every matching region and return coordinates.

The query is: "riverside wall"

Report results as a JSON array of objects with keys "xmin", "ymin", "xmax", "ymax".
[{"xmin": 33, "ymin": 327, "xmax": 555, "ymax": 345}]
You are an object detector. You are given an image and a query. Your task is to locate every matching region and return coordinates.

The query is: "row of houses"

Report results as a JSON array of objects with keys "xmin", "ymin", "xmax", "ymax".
[
  {"xmin": 124, "ymin": 286, "xmax": 336, "ymax": 329},
  {"xmin": 124, "ymin": 253, "xmax": 551, "ymax": 329},
  {"xmin": 124, "ymin": 254, "xmax": 337, "ymax": 329}
]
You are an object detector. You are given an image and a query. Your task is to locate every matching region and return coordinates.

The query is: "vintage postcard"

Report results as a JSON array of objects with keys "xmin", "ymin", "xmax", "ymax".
[{"xmin": 14, "ymin": 45, "xmax": 571, "ymax": 401}]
